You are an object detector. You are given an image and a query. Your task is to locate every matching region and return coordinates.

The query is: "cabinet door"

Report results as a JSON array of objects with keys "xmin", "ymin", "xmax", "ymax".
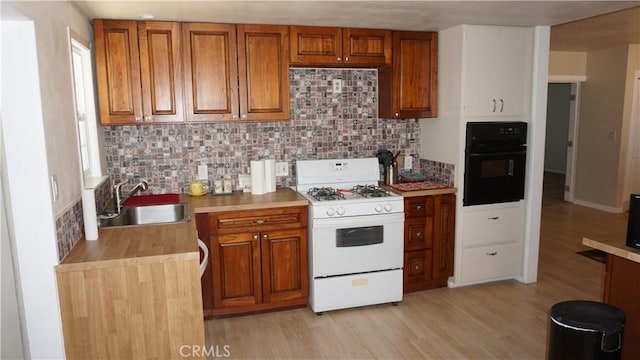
[
  {"xmin": 93, "ymin": 19, "xmax": 143, "ymax": 125},
  {"xmin": 182, "ymin": 23, "xmax": 239, "ymax": 122},
  {"xmin": 261, "ymin": 228, "xmax": 309, "ymax": 303},
  {"xmin": 379, "ymin": 31, "xmax": 438, "ymax": 119},
  {"xmin": 237, "ymin": 25, "xmax": 290, "ymax": 121},
  {"xmin": 433, "ymin": 194, "xmax": 456, "ymax": 279},
  {"xmin": 343, "ymin": 28, "xmax": 391, "ymax": 66},
  {"xmin": 212, "ymin": 232, "xmax": 262, "ymax": 308},
  {"xmin": 289, "ymin": 26, "xmax": 342, "ymax": 65},
  {"xmin": 463, "ymin": 26, "xmax": 533, "ymax": 118},
  {"xmin": 404, "ymin": 249, "xmax": 433, "ymax": 291},
  {"xmin": 138, "ymin": 21, "xmax": 184, "ymax": 123}
]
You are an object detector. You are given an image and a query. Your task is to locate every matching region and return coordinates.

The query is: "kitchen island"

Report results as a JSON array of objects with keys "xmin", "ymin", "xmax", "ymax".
[{"xmin": 583, "ymin": 234, "xmax": 640, "ymax": 360}]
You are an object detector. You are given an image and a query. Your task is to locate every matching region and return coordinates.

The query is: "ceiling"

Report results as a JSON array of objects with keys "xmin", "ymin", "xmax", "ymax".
[{"xmin": 72, "ymin": 1, "xmax": 640, "ymax": 51}]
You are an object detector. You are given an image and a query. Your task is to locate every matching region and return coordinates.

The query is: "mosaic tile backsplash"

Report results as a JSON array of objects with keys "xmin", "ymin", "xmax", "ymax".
[{"xmin": 103, "ymin": 68, "xmax": 423, "ymax": 193}]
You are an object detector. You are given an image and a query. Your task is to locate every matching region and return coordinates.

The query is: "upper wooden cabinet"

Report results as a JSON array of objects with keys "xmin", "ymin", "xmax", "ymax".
[
  {"xmin": 237, "ymin": 25, "xmax": 290, "ymax": 121},
  {"xmin": 183, "ymin": 23, "xmax": 290, "ymax": 122},
  {"xmin": 379, "ymin": 31, "xmax": 438, "ymax": 119},
  {"xmin": 182, "ymin": 23, "xmax": 239, "ymax": 122},
  {"xmin": 95, "ymin": 20, "xmax": 289, "ymax": 124},
  {"xmin": 94, "ymin": 20, "xmax": 184, "ymax": 125},
  {"xmin": 290, "ymin": 26, "xmax": 391, "ymax": 67}
]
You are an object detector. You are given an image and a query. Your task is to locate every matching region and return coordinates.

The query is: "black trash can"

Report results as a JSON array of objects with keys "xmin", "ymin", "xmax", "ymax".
[{"xmin": 548, "ymin": 300, "xmax": 625, "ymax": 360}]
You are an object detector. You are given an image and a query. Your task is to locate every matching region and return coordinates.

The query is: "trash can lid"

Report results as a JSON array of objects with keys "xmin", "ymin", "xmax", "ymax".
[{"xmin": 551, "ymin": 300, "xmax": 625, "ymax": 334}]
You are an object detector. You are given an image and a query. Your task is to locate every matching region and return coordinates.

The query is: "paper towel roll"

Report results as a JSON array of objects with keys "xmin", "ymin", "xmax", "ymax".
[
  {"xmin": 81, "ymin": 188, "xmax": 99, "ymax": 240},
  {"xmin": 264, "ymin": 159, "xmax": 276, "ymax": 193},
  {"xmin": 250, "ymin": 160, "xmax": 266, "ymax": 195}
]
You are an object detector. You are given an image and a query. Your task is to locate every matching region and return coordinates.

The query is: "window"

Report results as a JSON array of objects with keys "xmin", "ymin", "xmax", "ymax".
[{"xmin": 69, "ymin": 32, "xmax": 102, "ymax": 184}]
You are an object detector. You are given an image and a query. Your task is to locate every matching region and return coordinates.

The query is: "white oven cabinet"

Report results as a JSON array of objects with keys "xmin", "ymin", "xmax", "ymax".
[
  {"xmin": 462, "ymin": 25, "xmax": 534, "ymax": 120},
  {"xmin": 196, "ymin": 206, "xmax": 309, "ymax": 318},
  {"xmin": 458, "ymin": 202, "xmax": 525, "ymax": 285}
]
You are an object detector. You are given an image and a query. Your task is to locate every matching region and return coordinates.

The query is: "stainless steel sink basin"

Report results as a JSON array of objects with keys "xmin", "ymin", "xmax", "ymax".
[{"xmin": 99, "ymin": 203, "xmax": 190, "ymax": 228}]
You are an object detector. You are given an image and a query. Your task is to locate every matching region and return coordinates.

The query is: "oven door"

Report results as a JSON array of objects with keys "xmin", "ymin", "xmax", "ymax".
[
  {"xmin": 310, "ymin": 212, "xmax": 404, "ymax": 277},
  {"xmin": 464, "ymin": 149, "xmax": 527, "ymax": 206}
]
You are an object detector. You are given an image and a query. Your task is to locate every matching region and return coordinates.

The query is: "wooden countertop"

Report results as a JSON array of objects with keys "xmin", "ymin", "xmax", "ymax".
[
  {"xmin": 381, "ymin": 182, "xmax": 457, "ymax": 197},
  {"xmin": 187, "ymin": 187, "xmax": 308, "ymax": 213},
  {"xmin": 57, "ymin": 187, "xmax": 308, "ymax": 271},
  {"xmin": 583, "ymin": 235, "xmax": 640, "ymax": 264}
]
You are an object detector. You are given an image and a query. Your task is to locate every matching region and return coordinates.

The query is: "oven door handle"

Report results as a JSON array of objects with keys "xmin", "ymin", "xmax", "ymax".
[{"xmin": 467, "ymin": 150, "xmax": 526, "ymax": 157}]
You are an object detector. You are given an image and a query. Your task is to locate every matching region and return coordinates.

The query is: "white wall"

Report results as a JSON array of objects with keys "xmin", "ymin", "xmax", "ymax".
[
  {"xmin": 0, "ymin": 1, "xmax": 92, "ymax": 357},
  {"xmin": 8, "ymin": 0, "xmax": 92, "ymax": 216}
]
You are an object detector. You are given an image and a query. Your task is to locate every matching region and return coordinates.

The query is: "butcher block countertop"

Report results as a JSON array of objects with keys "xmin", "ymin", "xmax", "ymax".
[
  {"xmin": 382, "ymin": 181, "xmax": 457, "ymax": 197},
  {"xmin": 583, "ymin": 235, "xmax": 640, "ymax": 264},
  {"xmin": 58, "ymin": 187, "xmax": 308, "ymax": 270}
]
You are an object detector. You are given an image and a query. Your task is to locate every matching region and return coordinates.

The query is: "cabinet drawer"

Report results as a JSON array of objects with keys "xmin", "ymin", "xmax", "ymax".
[
  {"xmin": 404, "ymin": 197, "xmax": 434, "ymax": 218},
  {"xmin": 210, "ymin": 206, "xmax": 307, "ymax": 234},
  {"xmin": 460, "ymin": 242, "xmax": 522, "ymax": 284},
  {"xmin": 462, "ymin": 206, "xmax": 522, "ymax": 246},
  {"xmin": 404, "ymin": 217, "xmax": 432, "ymax": 251}
]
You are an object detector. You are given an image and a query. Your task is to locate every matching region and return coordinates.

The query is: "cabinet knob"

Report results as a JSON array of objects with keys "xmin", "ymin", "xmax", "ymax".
[
  {"xmin": 337, "ymin": 57, "xmax": 342, "ymax": 62},
  {"xmin": 499, "ymin": 99, "xmax": 504, "ymax": 112},
  {"xmin": 135, "ymin": 116, "xmax": 142, "ymax": 122},
  {"xmin": 486, "ymin": 251, "xmax": 498, "ymax": 256},
  {"xmin": 395, "ymin": 113, "xmax": 399, "ymax": 117},
  {"xmin": 241, "ymin": 114, "xmax": 247, "ymax": 119},
  {"xmin": 232, "ymin": 114, "xmax": 238, "ymax": 119},
  {"xmin": 492, "ymin": 99, "xmax": 497, "ymax": 112},
  {"xmin": 345, "ymin": 57, "xmax": 349, "ymax": 62},
  {"xmin": 253, "ymin": 234, "xmax": 259, "ymax": 240},
  {"xmin": 144, "ymin": 115, "xmax": 152, "ymax": 121},
  {"xmin": 255, "ymin": 219, "xmax": 265, "ymax": 224},
  {"xmin": 487, "ymin": 216, "xmax": 499, "ymax": 220},
  {"xmin": 262, "ymin": 233, "xmax": 268, "ymax": 239},
  {"xmin": 416, "ymin": 232, "xmax": 422, "ymax": 238},
  {"xmin": 416, "ymin": 205, "xmax": 423, "ymax": 210}
]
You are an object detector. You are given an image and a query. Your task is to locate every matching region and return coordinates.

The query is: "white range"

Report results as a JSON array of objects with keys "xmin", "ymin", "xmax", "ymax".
[{"xmin": 295, "ymin": 158, "xmax": 405, "ymax": 314}]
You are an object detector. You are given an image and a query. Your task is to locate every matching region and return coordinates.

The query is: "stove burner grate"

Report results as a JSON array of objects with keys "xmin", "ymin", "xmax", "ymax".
[
  {"xmin": 308, "ymin": 187, "xmax": 345, "ymax": 202},
  {"xmin": 352, "ymin": 185, "xmax": 392, "ymax": 198}
]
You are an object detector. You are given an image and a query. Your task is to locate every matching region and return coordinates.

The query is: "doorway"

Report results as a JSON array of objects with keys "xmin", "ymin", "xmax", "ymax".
[{"xmin": 544, "ymin": 82, "xmax": 580, "ymax": 205}]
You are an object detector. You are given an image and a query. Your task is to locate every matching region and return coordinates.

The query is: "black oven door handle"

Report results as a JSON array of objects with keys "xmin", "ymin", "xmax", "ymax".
[
  {"xmin": 508, "ymin": 159, "xmax": 514, "ymax": 176},
  {"xmin": 467, "ymin": 150, "xmax": 526, "ymax": 157}
]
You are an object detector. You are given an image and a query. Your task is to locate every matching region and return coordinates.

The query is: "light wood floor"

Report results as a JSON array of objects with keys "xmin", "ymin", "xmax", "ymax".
[{"xmin": 204, "ymin": 174, "xmax": 628, "ymax": 359}]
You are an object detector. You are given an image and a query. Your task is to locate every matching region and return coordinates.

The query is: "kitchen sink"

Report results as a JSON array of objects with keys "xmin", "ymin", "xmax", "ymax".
[{"xmin": 99, "ymin": 203, "xmax": 190, "ymax": 228}]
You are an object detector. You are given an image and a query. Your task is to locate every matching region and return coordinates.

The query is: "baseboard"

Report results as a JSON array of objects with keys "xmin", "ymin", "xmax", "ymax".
[{"xmin": 572, "ymin": 198, "xmax": 623, "ymax": 213}]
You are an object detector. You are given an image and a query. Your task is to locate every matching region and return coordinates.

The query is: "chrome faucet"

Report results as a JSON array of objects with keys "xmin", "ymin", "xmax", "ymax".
[{"xmin": 114, "ymin": 180, "xmax": 149, "ymax": 213}]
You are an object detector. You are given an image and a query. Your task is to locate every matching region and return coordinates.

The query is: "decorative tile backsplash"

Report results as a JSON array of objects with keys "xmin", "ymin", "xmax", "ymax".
[
  {"xmin": 103, "ymin": 68, "xmax": 422, "ymax": 193},
  {"xmin": 56, "ymin": 178, "xmax": 112, "ymax": 261},
  {"xmin": 419, "ymin": 158, "xmax": 456, "ymax": 187}
]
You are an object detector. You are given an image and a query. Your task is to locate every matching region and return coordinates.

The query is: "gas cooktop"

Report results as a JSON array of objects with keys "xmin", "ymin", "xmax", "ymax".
[{"xmin": 307, "ymin": 185, "xmax": 394, "ymax": 202}]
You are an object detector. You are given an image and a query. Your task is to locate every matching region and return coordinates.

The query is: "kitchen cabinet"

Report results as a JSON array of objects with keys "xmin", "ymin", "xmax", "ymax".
[
  {"xmin": 379, "ymin": 31, "xmax": 438, "ymax": 119},
  {"xmin": 94, "ymin": 20, "xmax": 184, "ymax": 125},
  {"xmin": 403, "ymin": 194, "xmax": 455, "ymax": 293},
  {"xmin": 197, "ymin": 205, "xmax": 308, "ymax": 317},
  {"xmin": 458, "ymin": 202, "xmax": 524, "ymax": 284},
  {"xmin": 183, "ymin": 23, "xmax": 290, "ymax": 122},
  {"xmin": 462, "ymin": 26, "xmax": 533, "ymax": 118},
  {"xmin": 290, "ymin": 26, "xmax": 391, "ymax": 66}
]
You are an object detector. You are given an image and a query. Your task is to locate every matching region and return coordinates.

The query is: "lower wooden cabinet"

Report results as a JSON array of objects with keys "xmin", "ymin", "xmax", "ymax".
[
  {"xmin": 403, "ymin": 194, "xmax": 455, "ymax": 292},
  {"xmin": 197, "ymin": 206, "xmax": 309, "ymax": 317}
]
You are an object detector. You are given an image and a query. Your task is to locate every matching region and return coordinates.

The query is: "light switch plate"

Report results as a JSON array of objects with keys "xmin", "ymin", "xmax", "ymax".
[
  {"xmin": 275, "ymin": 162, "xmax": 289, "ymax": 176},
  {"xmin": 404, "ymin": 155, "xmax": 413, "ymax": 170},
  {"xmin": 197, "ymin": 165, "xmax": 208, "ymax": 180}
]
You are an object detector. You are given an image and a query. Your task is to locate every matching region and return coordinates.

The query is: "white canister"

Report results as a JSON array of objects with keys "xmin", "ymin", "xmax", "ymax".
[{"xmin": 214, "ymin": 180, "xmax": 223, "ymax": 194}]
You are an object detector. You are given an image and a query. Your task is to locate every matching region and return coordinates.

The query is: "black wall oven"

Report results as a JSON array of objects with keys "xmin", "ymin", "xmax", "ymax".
[{"xmin": 464, "ymin": 121, "xmax": 528, "ymax": 206}]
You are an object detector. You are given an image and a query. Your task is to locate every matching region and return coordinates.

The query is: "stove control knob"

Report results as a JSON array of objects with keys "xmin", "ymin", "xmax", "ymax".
[
  {"xmin": 384, "ymin": 203, "xmax": 393, "ymax": 212},
  {"xmin": 336, "ymin": 207, "xmax": 346, "ymax": 216},
  {"xmin": 326, "ymin": 208, "xmax": 336, "ymax": 217},
  {"xmin": 375, "ymin": 204, "xmax": 383, "ymax": 213}
]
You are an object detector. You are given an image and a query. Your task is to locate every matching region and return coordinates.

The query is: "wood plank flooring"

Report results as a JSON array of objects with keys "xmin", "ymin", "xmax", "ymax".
[{"xmin": 204, "ymin": 173, "xmax": 628, "ymax": 359}]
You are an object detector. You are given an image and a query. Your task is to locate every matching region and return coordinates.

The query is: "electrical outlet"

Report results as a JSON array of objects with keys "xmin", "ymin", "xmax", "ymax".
[
  {"xmin": 333, "ymin": 79, "xmax": 342, "ymax": 93},
  {"xmin": 197, "ymin": 165, "xmax": 208, "ymax": 180},
  {"xmin": 275, "ymin": 162, "xmax": 289, "ymax": 176},
  {"xmin": 404, "ymin": 155, "xmax": 413, "ymax": 170}
]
